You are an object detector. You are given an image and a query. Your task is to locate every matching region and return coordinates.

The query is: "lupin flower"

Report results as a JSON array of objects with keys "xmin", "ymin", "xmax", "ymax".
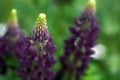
[
  {"xmin": 0, "ymin": 9, "xmax": 24, "ymax": 74},
  {"xmin": 19, "ymin": 13, "xmax": 56, "ymax": 80},
  {"xmin": 54, "ymin": 0, "xmax": 100, "ymax": 80}
]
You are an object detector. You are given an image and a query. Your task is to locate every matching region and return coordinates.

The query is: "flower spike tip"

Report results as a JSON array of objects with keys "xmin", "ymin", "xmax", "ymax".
[
  {"xmin": 86, "ymin": 0, "xmax": 96, "ymax": 14},
  {"xmin": 8, "ymin": 9, "xmax": 18, "ymax": 28}
]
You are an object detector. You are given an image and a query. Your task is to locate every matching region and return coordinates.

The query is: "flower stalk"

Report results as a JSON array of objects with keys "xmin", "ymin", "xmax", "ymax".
[
  {"xmin": 54, "ymin": 0, "xmax": 100, "ymax": 80},
  {"xmin": 19, "ymin": 13, "xmax": 56, "ymax": 80},
  {"xmin": 0, "ymin": 9, "xmax": 25, "ymax": 74}
]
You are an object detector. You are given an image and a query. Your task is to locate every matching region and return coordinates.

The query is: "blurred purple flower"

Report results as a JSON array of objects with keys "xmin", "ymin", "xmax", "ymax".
[
  {"xmin": 19, "ymin": 13, "xmax": 56, "ymax": 80},
  {"xmin": 54, "ymin": 0, "xmax": 100, "ymax": 80},
  {"xmin": 0, "ymin": 9, "xmax": 25, "ymax": 74}
]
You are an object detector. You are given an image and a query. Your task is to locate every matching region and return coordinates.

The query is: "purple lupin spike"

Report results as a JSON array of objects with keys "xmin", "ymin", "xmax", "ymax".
[
  {"xmin": 54, "ymin": 0, "xmax": 100, "ymax": 80},
  {"xmin": 19, "ymin": 13, "xmax": 57, "ymax": 80},
  {"xmin": 0, "ymin": 9, "xmax": 25, "ymax": 74}
]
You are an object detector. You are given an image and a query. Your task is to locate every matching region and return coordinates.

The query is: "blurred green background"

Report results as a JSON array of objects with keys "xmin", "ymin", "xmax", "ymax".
[{"xmin": 0, "ymin": 0, "xmax": 120, "ymax": 80}]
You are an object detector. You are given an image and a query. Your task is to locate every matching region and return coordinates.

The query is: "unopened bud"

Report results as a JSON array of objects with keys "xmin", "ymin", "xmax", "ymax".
[
  {"xmin": 86, "ymin": 0, "xmax": 96, "ymax": 15},
  {"xmin": 33, "ymin": 13, "xmax": 49, "ymax": 43},
  {"xmin": 8, "ymin": 9, "xmax": 18, "ymax": 28}
]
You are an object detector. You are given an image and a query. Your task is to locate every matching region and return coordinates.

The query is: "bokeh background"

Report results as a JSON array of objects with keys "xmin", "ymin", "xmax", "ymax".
[{"xmin": 0, "ymin": 0, "xmax": 120, "ymax": 80}]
